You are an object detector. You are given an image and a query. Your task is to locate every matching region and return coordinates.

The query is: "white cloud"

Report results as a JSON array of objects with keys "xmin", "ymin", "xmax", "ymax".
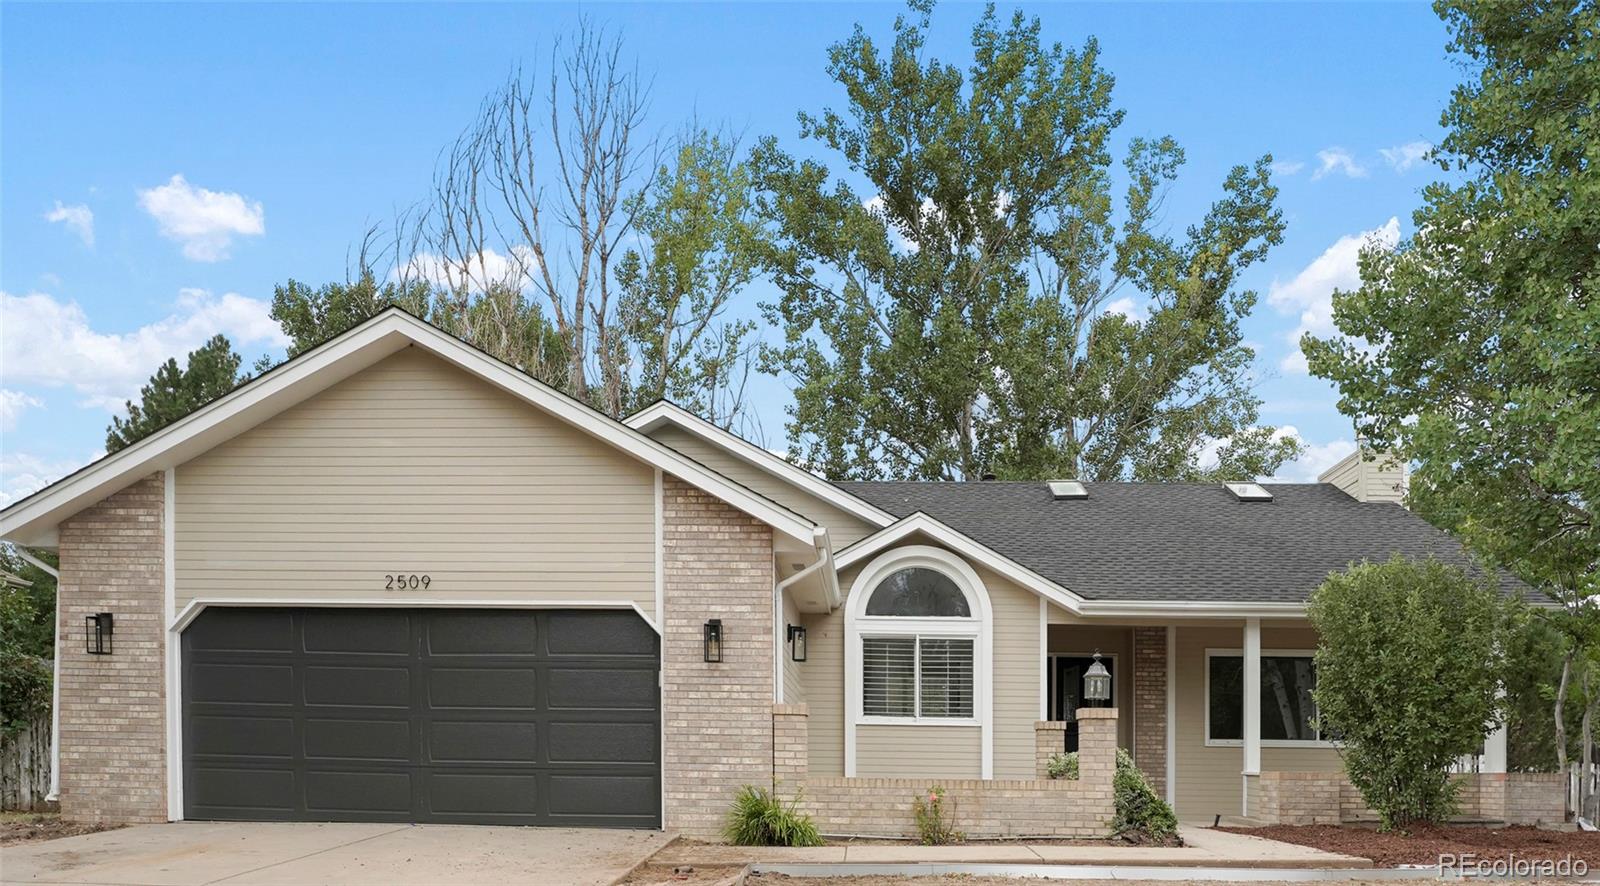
[
  {"xmin": 0, "ymin": 451, "xmax": 98, "ymax": 508},
  {"xmin": 1268, "ymin": 217, "xmax": 1401, "ymax": 373},
  {"xmin": 137, "ymin": 174, "xmax": 265, "ymax": 261},
  {"xmin": 0, "ymin": 390, "xmax": 43, "ymax": 432},
  {"xmin": 0, "ymin": 288, "xmax": 289, "ymax": 410},
  {"xmin": 1270, "ymin": 159, "xmax": 1306, "ymax": 177},
  {"xmin": 396, "ymin": 246, "xmax": 539, "ymax": 291},
  {"xmin": 1379, "ymin": 140, "xmax": 1432, "ymax": 173},
  {"xmin": 44, "ymin": 201, "xmax": 95, "ymax": 247},
  {"xmin": 1103, "ymin": 297, "xmax": 1145, "ymax": 321},
  {"xmin": 1265, "ymin": 426, "xmax": 1357, "ymax": 482},
  {"xmin": 1312, "ymin": 148, "xmax": 1368, "ymax": 180}
]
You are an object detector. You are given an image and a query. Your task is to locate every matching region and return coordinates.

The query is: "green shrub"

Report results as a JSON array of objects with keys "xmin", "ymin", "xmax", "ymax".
[
  {"xmin": 723, "ymin": 784, "xmax": 824, "ymax": 846},
  {"xmin": 1110, "ymin": 749, "xmax": 1178, "ymax": 843},
  {"xmin": 912, "ymin": 785, "xmax": 963, "ymax": 844},
  {"xmin": 1045, "ymin": 751, "xmax": 1079, "ymax": 780},
  {"xmin": 1309, "ymin": 556, "xmax": 1513, "ymax": 830}
]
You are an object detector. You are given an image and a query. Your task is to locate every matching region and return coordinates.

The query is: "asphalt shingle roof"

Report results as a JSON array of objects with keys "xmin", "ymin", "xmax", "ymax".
[{"xmin": 835, "ymin": 481, "xmax": 1526, "ymax": 604}]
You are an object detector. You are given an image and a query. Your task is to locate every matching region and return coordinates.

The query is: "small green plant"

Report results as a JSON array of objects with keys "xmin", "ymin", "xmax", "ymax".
[
  {"xmin": 1110, "ymin": 749, "xmax": 1178, "ymax": 844},
  {"xmin": 1045, "ymin": 751, "xmax": 1079, "ymax": 780},
  {"xmin": 912, "ymin": 785, "xmax": 963, "ymax": 844},
  {"xmin": 723, "ymin": 784, "xmax": 824, "ymax": 847}
]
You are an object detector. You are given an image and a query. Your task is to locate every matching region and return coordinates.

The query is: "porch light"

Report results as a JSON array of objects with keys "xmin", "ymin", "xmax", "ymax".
[
  {"xmin": 1083, "ymin": 650, "xmax": 1111, "ymax": 706},
  {"xmin": 704, "ymin": 619, "xmax": 724, "ymax": 663},
  {"xmin": 85, "ymin": 612, "xmax": 114, "ymax": 655},
  {"xmin": 787, "ymin": 624, "xmax": 807, "ymax": 662}
]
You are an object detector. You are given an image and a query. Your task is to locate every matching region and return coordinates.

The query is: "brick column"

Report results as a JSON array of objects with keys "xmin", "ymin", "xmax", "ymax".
[
  {"xmin": 1075, "ymin": 707, "xmax": 1118, "ymax": 827},
  {"xmin": 661, "ymin": 476, "xmax": 775, "ymax": 839},
  {"xmin": 773, "ymin": 704, "xmax": 808, "ymax": 797},
  {"xmin": 56, "ymin": 473, "xmax": 167, "ymax": 823},
  {"xmin": 1035, "ymin": 720, "xmax": 1070, "ymax": 777},
  {"xmin": 1132, "ymin": 626, "xmax": 1168, "ymax": 796}
]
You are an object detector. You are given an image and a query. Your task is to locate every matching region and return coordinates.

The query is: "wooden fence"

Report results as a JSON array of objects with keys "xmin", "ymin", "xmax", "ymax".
[{"xmin": 1, "ymin": 717, "xmax": 52, "ymax": 811}]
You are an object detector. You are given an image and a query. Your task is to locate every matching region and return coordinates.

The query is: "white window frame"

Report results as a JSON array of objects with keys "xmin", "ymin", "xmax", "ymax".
[
  {"xmin": 1204, "ymin": 647, "xmax": 1335, "ymax": 749},
  {"xmin": 845, "ymin": 545, "xmax": 993, "ymax": 777}
]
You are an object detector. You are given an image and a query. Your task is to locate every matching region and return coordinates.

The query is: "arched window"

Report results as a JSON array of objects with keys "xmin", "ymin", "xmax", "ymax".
[{"xmin": 847, "ymin": 548, "xmax": 988, "ymax": 727}]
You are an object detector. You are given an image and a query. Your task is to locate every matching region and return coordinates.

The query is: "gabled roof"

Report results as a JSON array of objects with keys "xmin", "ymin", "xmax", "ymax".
[
  {"xmin": 840, "ymin": 480, "xmax": 1529, "ymax": 605},
  {"xmin": 0, "ymin": 308, "xmax": 823, "ymax": 550}
]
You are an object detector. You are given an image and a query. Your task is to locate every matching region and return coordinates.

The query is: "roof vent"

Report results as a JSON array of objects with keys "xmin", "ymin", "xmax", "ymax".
[
  {"xmin": 1224, "ymin": 482, "xmax": 1273, "ymax": 502},
  {"xmin": 1048, "ymin": 480, "xmax": 1088, "ymax": 500}
]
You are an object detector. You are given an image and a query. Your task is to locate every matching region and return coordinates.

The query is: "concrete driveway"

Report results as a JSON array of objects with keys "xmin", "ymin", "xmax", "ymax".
[{"xmin": 0, "ymin": 821, "xmax": 674, "ymax": 886}]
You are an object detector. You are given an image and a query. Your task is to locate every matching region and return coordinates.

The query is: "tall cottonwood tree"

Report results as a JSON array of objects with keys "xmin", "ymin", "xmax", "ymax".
[
  {"xmin": 751, "ymin": 1, "xmax": 1297, "ymax": 481},
  {"xmin": 1304, "ymin": 0, "xmax": 1599, "ymax": 767}
]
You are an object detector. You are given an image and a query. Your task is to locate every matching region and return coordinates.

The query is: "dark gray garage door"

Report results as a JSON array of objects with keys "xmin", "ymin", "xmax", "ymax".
[{"xmin": 182, "ymin": 608, "xmax": 659, "ymax": 828}]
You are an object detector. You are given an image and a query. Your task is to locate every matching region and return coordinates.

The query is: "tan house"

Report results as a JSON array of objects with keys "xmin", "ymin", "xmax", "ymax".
[{"xmin": 0, "ymin": 308, "xmax": 1551, "ymax": 839}]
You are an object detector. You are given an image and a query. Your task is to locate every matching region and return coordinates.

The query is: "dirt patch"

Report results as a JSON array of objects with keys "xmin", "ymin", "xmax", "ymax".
[
  {"xmin": 748, "ymin": 878, "xmax": 1574, "ymax": 886},
  {"xmin": 0, "ymin": 812, "xmax": 120, "ymax": 846},
  {"xmin": 620, "ymin": 861, "xmax": 747, "ymax": 885},
  {"xmin": 1222, "ymin": 823, "xmax": 1600, "ymax": 867}
]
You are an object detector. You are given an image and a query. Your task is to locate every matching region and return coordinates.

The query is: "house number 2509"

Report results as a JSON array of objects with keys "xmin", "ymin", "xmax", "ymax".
[{"xmin": 385, "ymin": 574, "xmax": 431, "ymax": 590}]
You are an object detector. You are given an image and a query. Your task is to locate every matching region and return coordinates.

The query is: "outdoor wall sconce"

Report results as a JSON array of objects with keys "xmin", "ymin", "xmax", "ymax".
[
  {"xmin": 1083, "ymin": 649, "xmax": 1111, "ymax": 706},
  {"xmin": 787, "ymin": 624, "xmax": 807, "ymax": 662},
  {"xmin": 703, "ymin": 619, "xmax": 723, "ymax": 663},
  {"xmin": 85, "ymin": 612, "xmax": 114, "ymax": 655}
]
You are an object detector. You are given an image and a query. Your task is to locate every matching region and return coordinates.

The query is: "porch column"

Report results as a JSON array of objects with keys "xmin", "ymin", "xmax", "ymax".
[
  {"xmin": 1132, "ymin": 627, "xmax": 1168, "ymax": 796},
  {"xmin": 1484, "ymin": 686, "xmax": 1509, "ymax": 773},
  {"xmin": 1242, "ymin": 617, "xmax": 1261, "ymax": 815}
]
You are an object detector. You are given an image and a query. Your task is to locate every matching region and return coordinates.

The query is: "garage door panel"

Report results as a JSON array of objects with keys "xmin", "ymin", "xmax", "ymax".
[
  {"xmin": 303, "ymin": 666, "xmax": 410, "ymax": 707},
  {"xmin": 304, "ymin": 719, "xmax": 412, "ymax": 761},
  {"xmin": 428, "ymin": 721, "xmax": 539, "ymax": 763},
  {"xmin": 303, "ymin": 610, "xmax": 412, "ymax": 654},
  {"xmin": 547, "ymin": 721, "xmax": 657, "ymax": 764},
  {"xmin": 428, "ymin": 667, "xmax": 539, "ymax": 709},
  {"xmin": 189, "ymin": 715, "xmax": 296, "ymax": 758},
  {"xmin": 428, "ymin": 773, "xmax": 540, "ymax": 815},
  {"xmin": 545, "ymin": 611, "xmax": 655, "ymax": 655},
  {"xmin": 547, "ymin": 667, "xmax": 657, "ymax": 709},
  {"xmin": 183, "ymin": 607, "xmax": 659, "ymax": 827},
  {"xmin": 189, "ymin": 662, "xmax": 294, "ymax": 704},
  {"xmin": 427, "ymin": 612, "xmax": 538, "ymax": 655},
  {"xmin": 305, "ymin": 770, "xmax": 414, "ymax": 813}
]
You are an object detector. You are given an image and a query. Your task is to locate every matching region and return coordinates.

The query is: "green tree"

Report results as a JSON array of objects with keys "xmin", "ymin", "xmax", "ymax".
[
  {"xmin": 615, "ymin": 128, "xmax": 762, "ymax": 430},
  {"xmin": 1303, "ymin": 0, "xmax": 1599, "ymax": 767},
  {"xmin": 751, "ymin": 1, "xmax": 1296, "ymax": 481},
  {"xmin": 270, "ymin": 271, "xmax": 433, "ymax": 359},
  {"xmin": 1309, "ymin": 556, "xmax": 1513, "ymax": 829},
  {"xmin": 0, "ymin": 546, "xmax": 56, "ymax": 736},
  {"xmin": 106, "ymin": 334, "xmax": 245, "ymax": 452}
]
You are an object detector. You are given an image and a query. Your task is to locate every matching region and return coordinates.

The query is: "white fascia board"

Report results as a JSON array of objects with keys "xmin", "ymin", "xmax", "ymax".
[
  {"xmin": 0, "ymin": 310, "xmax": 821, "ymax": 549},
  {"xmin": 833, "ymin": 512, "xmax": 1087, "ymax": 615},
  {"xmin": 625, "ymin": 402, "xmax": 898, "ymax": 529},
  {"xmin": 1077, "ymin": 600, "xmax": 1309, "ymax": 619}
]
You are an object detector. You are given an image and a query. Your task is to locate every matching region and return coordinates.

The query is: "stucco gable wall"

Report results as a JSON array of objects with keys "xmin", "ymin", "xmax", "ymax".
[{"xmin": 174, "ymin": 347, "xmax": 656, "ymax": 615}]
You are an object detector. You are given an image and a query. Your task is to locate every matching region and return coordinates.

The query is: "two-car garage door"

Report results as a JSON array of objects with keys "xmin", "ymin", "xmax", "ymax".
[{"xmin": 181, "ymin": 607, "xmax": 660, "ymax": 828}]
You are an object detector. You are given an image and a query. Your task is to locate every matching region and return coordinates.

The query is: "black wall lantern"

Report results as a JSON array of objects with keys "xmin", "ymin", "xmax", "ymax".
[
  {"xmin": 703, "ymin": 619, "xmax": 723, "ymax": 663},
  {"xmin": 787, "ymin": 624, "xmax": 807, "ymax": 662},
  {"xmin": 86, "ymin": 612, "xmax": 114, "ymax": 655},
  {"xmin": 1083, "ymin": 649, "xmax": 1111, "ymax": 707}
]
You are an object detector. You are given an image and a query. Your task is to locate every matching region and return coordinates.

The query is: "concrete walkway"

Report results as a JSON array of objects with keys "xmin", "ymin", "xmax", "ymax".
[
  {"xmin": 0, "ymin": 821, "xmax": 674, "ymax": 885},
  {"xmin": 652, "ymin": 826, "xmax": 1371, "ymax": 870}
]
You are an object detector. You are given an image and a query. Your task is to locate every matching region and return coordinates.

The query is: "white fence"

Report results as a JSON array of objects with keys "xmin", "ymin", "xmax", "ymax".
[
  {"xmin": 1571, "ymin": 761, "xmax": 1598, "ymax": 824},
  {"xmin": 1, "ymin": 717, "xmax": 52, "ymax": 811}
]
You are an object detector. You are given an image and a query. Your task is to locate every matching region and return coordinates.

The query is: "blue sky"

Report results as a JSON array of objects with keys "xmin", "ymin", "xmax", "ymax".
[{"xmin": 1, "ymin": 2, "xmax": 1459, "ymax": 503}]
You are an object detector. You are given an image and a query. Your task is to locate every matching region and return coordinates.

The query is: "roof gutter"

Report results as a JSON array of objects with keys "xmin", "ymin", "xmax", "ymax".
[
  {"xmin": 1076, "ymin": 600, "xmax": 1308, "ymax": 620},
  {"xmin": 779, "ymin": 527, "xmax": 840, "ymax": 610}
]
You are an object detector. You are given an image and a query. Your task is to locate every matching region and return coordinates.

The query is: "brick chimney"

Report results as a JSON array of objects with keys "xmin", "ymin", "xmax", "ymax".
[{"xmin": 1318, "ymin": 447, "xmax": 1408, "ymax": 504}]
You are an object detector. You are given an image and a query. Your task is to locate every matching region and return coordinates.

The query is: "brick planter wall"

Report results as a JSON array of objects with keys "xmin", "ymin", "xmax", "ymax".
[
  {"xmin": 777, "ymin": 705, "xmax": 1117, "ymax": 839},
  {"xmin": 661, "ymin": 476, "xmax": 776, "ymax": 838},
  {"xmin": 1252, "ymin": 770, "xmax": 1566, "ymax": 827},
  {"xmin": 1131, "ymin": 627, "xmax": 1167, "ymax": 796},
  {"xmin": 55, "ymin": 473, "xmax": 167, "ymax": 823}
]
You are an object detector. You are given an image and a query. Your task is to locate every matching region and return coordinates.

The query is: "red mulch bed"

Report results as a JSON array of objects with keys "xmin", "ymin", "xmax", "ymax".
[{"xmin": 1224, "ymin": 823, "xmax": 1600, "ymax": 867}]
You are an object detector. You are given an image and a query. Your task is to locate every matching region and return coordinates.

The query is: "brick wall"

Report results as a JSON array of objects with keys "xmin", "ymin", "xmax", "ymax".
[
  {"xmin": 56, "ymin": 473, "xmax": 167, "ymax": 823},
  {"xmin": 780, "ymin": 706, "xmax": 1116, "ymax": 838},
  {"xmin": 1253, "ymin": 771, "xmax": 1343, "ymax": 825},
  {"xmin": 1131, "ymin": 626, "xmax": 1167, "ymax": 796},
  {"xmin": 1250, "ymin": 770, "xmax": 1566, "ymax": 827},
  {"xmin": 1504, "ymin": 773, "xmax": 1566, "ymax": 825},
  {"xmin": 661, "ymin": 476, "xmax": 776, "ymax": 838}
]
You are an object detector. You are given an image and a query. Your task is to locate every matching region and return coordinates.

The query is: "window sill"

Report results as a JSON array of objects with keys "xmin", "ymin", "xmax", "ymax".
[{"xmin": 858, "ymin": 716, "xmax": 980, "ymax": 728}]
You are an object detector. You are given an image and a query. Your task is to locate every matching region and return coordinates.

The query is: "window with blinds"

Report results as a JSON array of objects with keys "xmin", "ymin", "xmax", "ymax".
[{"xmin": 863, "ymin": 635, "xmax": 975, "ymax": 719}]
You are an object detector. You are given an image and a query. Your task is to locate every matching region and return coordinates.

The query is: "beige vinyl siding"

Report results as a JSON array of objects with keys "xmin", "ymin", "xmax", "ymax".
[
  {"xmin": 1047, "ymin": 623, "xmax": 1134, "ymax": 750},
  {"xmin": 1318, "ymin": 450, "xmax": 1407, "ymax": 504},
  {"xmin": 648, "ymin": 425, "xmax": 877, "ymax": 547},
  {"xmin": 1172, "ymin": 623, "xmax": 1342, "ymax": 820},
  {"xmin": 782, "ymin": 591, "xmax": 806, "ymax": 704},
  {"xmin": 175, "ymin": 347, "xmax": 656, "ymax": 615},
  {"xmin": 801, "ymin": 546, "xmax": 1044, "ymax": 780},
  {"xmin": 856, "ymin": 725, "xmax": 981, "ymax": 779}
]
